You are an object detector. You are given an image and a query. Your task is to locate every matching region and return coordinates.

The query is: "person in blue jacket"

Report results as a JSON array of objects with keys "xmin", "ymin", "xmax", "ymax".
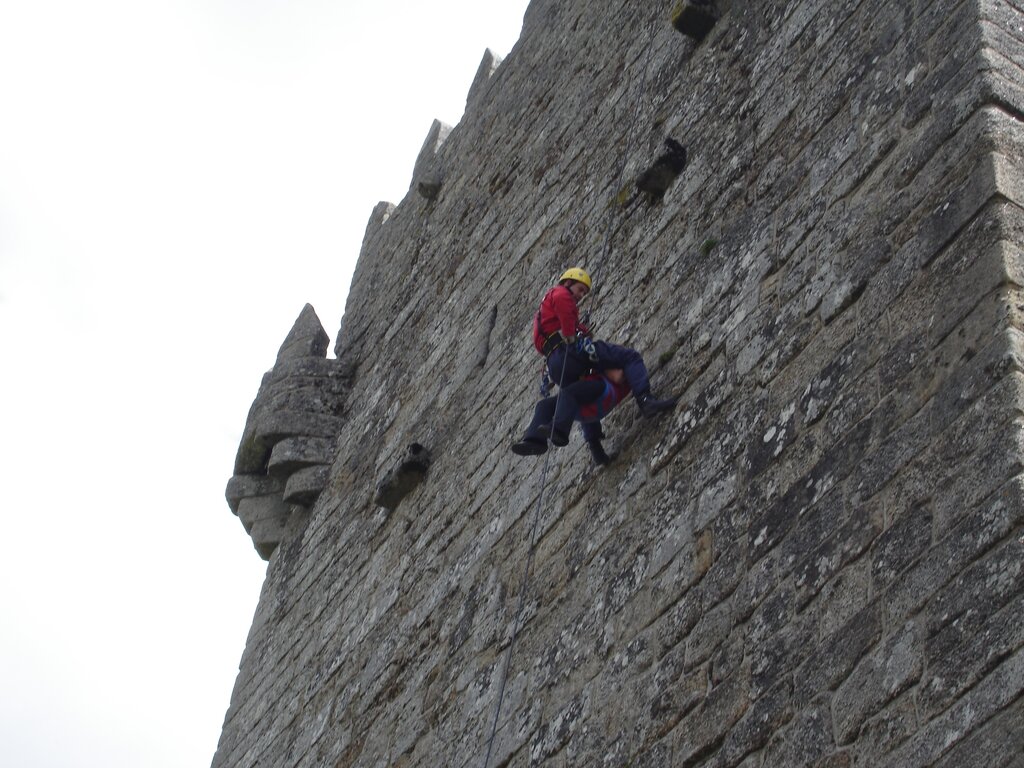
[{"xmin": 512, "ymin": 368, "xmax": 633, "ymax": 465}]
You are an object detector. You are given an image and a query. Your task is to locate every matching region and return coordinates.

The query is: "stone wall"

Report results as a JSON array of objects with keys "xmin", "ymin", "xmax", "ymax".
[{"xmin": 214, "ymin": 0, "xmax": 1024, "ymax": 765}]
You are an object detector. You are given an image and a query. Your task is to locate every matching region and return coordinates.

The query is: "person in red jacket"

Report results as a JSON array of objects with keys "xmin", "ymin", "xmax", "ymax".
[
  {"xmin": 533, "ymin": 267, "xmax": 675, "ymax": 411},
  {"xmin": 515, "ymin": 267, "xmax": 677, "ymax": 463},
  {"xmin": 532, "ymin": 267, "xmax": 594, "ymax": 357}
]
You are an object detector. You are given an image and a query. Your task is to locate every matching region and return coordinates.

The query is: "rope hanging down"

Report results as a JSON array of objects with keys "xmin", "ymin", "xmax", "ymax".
[
  {"xmin": 481, "ymin": 356, "xmax": 567, "ymax": 768},
  {"xmin": 481, "ymin": 11, "xmax": 663, "ymax": 768}
]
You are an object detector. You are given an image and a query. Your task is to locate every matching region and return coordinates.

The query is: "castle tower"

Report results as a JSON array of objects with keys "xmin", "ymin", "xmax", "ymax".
[{"xmin": 215, "ymin": 1, "xmax": 1024, "ymax": 765}]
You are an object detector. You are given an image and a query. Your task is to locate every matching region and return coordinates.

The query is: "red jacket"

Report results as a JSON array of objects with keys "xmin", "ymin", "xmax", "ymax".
[
  {"xmin": 578, "ymin": 374, "xmax": 631, "ymax": 422},
  {"xmin": 532, "ymin": 285, "xmax": 591, "ymax": 354}
]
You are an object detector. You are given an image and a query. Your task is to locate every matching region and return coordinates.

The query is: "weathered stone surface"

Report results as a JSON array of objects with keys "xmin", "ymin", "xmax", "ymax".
[
  {"xmin": 276, "ymin": 303, "xmax": 329, "ymax": 364},
  {"xmin": 833, "ymin": 620, "xmax": 923, "ymax": 745},
  {"xmin": 467, "ymin": 48, "xmax": 503, "ymax": 109},
  {"xmin": 761, "ymin": 695, "xmax": 834, "ymax": 768},
  {"xmin": 410, "ymin": 118, "xmax": 451, "ymax": 200},
  {"xmin": 931, "ymin": 696, "xmax": 1024, "ymax": 768},
  {"xmin": 267, "ymin": 436, "xmax": 336, "ymax": 476},
  {"xmin": 213, "ymin": 0, "xmax": 1024, "ymax": 765},
  {"xmin": 236, "ymin": 494, "xmax": 290, "ymax": 534},
  {"xmin": 225, "ymin": 474, "xmax": 284, "ymax": 514},
  {"xmin": 794, "ymin": 603, "xmax": 882, "ymax": 704},
  {"xmin": 249, "ymin": 513, "xmax": 292, "ymax": 561},
  {"xmin": 283, "ymin": 465, "xmax": 330, "ymax": 506}
]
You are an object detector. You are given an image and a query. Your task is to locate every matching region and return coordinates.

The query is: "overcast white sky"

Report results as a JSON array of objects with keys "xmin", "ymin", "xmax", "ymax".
[{"xmin": 0, "ymin": 2, "xmax": 530, "ymax": 765}]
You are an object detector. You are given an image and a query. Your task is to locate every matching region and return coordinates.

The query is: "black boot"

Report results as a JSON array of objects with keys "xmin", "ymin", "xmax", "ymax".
[
  {"xmin": 588, "ymin": 439, "xmax": 612, "ymax": 466},
  {"xmin": 550, "ymin": 427, "xmax": 570, "ymax": 447},
  {"xmin": 511, "ymin": 436, "xmax": 547, "ymax": 456},
  {"xmin": 636, "ymin": 390, "xmax": 678, "ymax": 418}
]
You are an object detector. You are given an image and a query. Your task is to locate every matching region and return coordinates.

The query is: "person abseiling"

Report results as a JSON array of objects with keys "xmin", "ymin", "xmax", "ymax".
[
  {"xmin": 516, "ymin": 266, "xmax": 678, "ymax": 463},
  {"xmin": 533, "ymin": 267, "xmax": 676, "ymax": 415}
]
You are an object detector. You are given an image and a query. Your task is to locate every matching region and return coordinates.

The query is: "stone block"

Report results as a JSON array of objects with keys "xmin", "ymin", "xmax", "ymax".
[
  {"xmin": 686, "ymin": 597, "xmax": 734, "ymax": 670},
  {"xmin": 237, "ymin": 494, "xmax": 290, "ymax": 534},
  {"xmin": 528, "ymin": 690, "xmax": 589, "ymax": 765},
  {"xmin": 410, "ymin": 119, "xmax": 451, "ymax": 198},
  {"xmin": 225, "ymin": 474, "xmax": 285, "ymax": 514},
  {"xmin": 832, "ymin": 620, "xmax": 923, "ymax": 744},
  {"xmin": 794, "ymin": 603, "xmax": 882, "ymax": 704},
  {"xmin": 920, "ymin": 583, "xmax": 1024, "ymax": 720},
  {"xmin": 706, "ymin": 679, "xmax": 793, "ymax": 768},
  {"xmin": 466, "ymin": 48, "xmax": 502, "ymax": 108},
  {"xmin": 883, "ymin": 475, "xmax": 1024, "ymax": 625},
  {"xmin": 870, "ymin": 503, "xmax": 933, "ymax": 590},
  {"xmin": 793, "ymin": 497, "xmax": 882, "ymax": 608},
  {"xmin": 931, "ymin": 695, "xmax": 1024, "ymax": 768},
  {"xmin": 249, "ymin": 513, "xmax": 292, "ymax": 561},
  {"xmin": 284, "ymin": 465, "xmax": 331, "ymax": 506},
  {"xmin": 761, "ymin": 695, "xmax": 834, "ymax": 768},
  {"xmin": 672, "ymin": 674, "xmax": 751, "ymax": 766},
  {"xmin": 268, "ymin": 436, "xmax": 337, "ymax": 476},
  {"xmin": 251, "ymin": 409, "xmax": 346, "ymax": 446},
  {"xmin": 924, "ymin": 531, "xmax": 1024, "ymax": 644},
  {"xmin": 878, "ymin": 647, "xmax": 1024, "ymax": 768},
  {"xmin": 850, "ymin": 692, "xmax": 918, "ymax": 767},
  {"xmin": 656, "ymin": 591, "xmax": 703, "ymax": 657},
  {"xmin": 750, "ymin": 606, "xmax": 816, "ymax": 701},
  {"xmin": 644, "ymin": 656, "xmax": 707, "ymax": 747}
]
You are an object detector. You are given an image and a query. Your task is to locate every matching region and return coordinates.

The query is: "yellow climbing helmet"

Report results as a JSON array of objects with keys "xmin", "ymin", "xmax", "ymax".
[{"xmin": 559, "ymin": 267, "xmax": 592, "ymax": 289}]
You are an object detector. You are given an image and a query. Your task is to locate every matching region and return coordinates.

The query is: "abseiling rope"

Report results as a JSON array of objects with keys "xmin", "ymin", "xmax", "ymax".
[
  {"xmin": 481, "ymin": 357, "xmax": 567, "ymax": 768},
  {"xmin": 481, "ymin": 11, "xmax": 663, "ymax": 768}
]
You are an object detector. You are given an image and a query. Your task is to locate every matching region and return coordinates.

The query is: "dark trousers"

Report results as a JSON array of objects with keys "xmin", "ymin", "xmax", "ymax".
[
  {"xmin": 524, "ymin": 378, "xmax": 606, "ymax": 443},
  {"xmin": 547, "ymin": 341, "xmax": 650, "ymax": 396}
]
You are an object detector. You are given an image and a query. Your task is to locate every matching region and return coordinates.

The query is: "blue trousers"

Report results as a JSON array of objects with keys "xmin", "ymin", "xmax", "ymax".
[
  {"xmin": 546, "ymin": 341, "xmax": 650, "ymax": 395},
  {"xmin": 523, "ymin": 378, "xmax": 607, "ymax": 443}
]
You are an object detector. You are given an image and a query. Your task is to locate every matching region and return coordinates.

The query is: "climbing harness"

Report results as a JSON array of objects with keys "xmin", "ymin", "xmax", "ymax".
[
  {"xmin": 482, "ymin": 9, "xmax": 663, "ymax": 767},
  {"xmin": 539, "ymin": 329, "xmax": 565, "ymax": 358}
]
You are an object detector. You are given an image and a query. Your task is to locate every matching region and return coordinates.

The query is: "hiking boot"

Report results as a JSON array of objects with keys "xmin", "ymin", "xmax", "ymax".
[
  {"xmin": 550, "ymin": 427, "xmax": 570, "ymax": 447},
  {"xmin": 637, "ymin": 391, "xmax": 678, "ymax": 418},
  {"xmin": 588, "ymin": 440, "xmax": 612, "ymax": 466},
  {"xmin": 511, "ymin": 437, "xmax": 547, "ymax": 456}
]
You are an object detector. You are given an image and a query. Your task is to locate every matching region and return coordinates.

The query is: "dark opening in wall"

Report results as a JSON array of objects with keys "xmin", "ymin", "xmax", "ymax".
[
  {"xmin": 374, "ymin": 442, "xmax": 432, "ymax": 511},
  {"xmin": 671, "ymin": 1, "xmax": 720, "ymax": 42},
  {"xmin": 636, "ymin": 138, "xmax": 688, "ymax": 203}
]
